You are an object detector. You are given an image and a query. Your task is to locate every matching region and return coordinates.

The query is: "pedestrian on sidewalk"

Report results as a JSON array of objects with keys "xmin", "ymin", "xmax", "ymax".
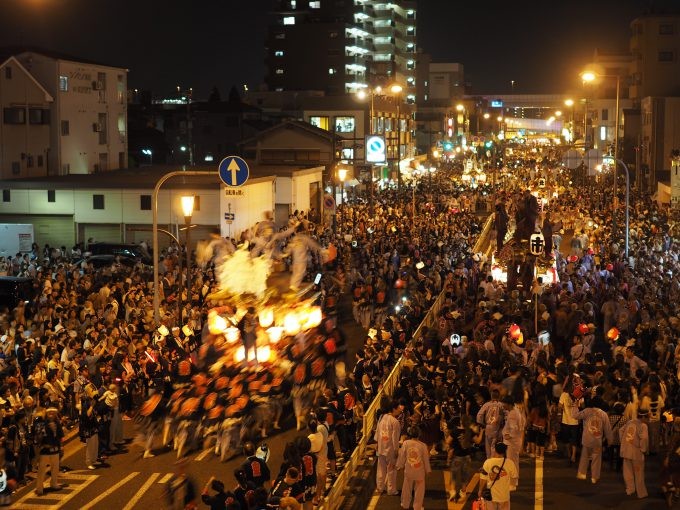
[
  {"xmin": 619, "ymin": 408, "xmax": 649, "ymax": 499},
  {"xmin": 396, "ymin": 425, "xmax": 431, "ymax": 510},
  {"xmin": 374, "ymin": 399, "xmax": 402, "ymax": 496}
]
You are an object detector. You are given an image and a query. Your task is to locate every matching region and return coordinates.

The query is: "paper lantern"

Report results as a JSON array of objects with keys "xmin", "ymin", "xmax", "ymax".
[
  {"xmin": 567, "ymin": 255, "xmax": 578, "ymax": 263},
  {"xmin": 182, "ymin": 325, "xmax": 193, "ymax": 337},
  {"xmin": 258, "ymin": 307, "xmax": 274, "ymax": 329},
  {"xmin": 394, "ymin": 279, "xmax": 406, "ymax": 289},
  {"xmin": 578, "ymin": 323, "xmax": 589, "ymax": 335},
  {"xmin": 284, "ymin": 311, "xmax": 301, "ymax": 336},
  {"xmin": 305, "ymin": 306, "xmax": 323, "ymax": 330},
  {"xmin": 256, "ymin": 345, "xmax": 272, "ymax": 364},
  {"xmin": 515, "ymin": 332, "xmax": 524, "ymax": 346},
  {"xmin": 157, "ymin": 325, "xmax": 169, "ymax": 337},
  {"xmin": 208, "ymin": 312, "xmax": 228, "ymax": 335},
  {"xmin": 225, "ymin": 327, "xmax": 240, "ymax": 344},
  {"xmin": 508, "ymin": 323, "xmax": 521, "ymax": 339},
  {"xmin": 266, "ymin": 326, "xmax": 284, "ymax": 344},
  {"xmin": 607, "ymin": 327, "xmax": 620, "ymax": 341},
  {"xmin": 233, "ymin": 345, "xmax": 246, "ymax": 363}
]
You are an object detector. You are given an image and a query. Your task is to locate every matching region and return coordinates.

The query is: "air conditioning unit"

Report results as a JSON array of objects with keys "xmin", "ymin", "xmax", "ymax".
[{"xmin": 93, "ymin": 123, "xmax": 103, "ymax": 132}]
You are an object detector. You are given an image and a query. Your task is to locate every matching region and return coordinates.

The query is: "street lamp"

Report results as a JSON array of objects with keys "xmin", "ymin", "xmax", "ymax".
[
  {"xmin": 338, "ymin": 168, "xmax": 347, "ymax": 234},
  {"xmin": 581, "ymin": 69, "xmax": 622, "ymax": 232},
  {"xmin": 564, "ymin": 99, "xmax": 575, "ymax": 141},
  {"xmin": 390, "ymin": 84, "xmax": 404, "ymax": 191},
  {"xmin": 181, "ymin": 195, "xmax": 195, "ymax": 316}
]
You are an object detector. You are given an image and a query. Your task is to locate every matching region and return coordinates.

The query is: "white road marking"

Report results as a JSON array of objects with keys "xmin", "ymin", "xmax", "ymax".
[
  {"xmin": 195, "ymin": 448, "xmax": 212, "ymax": 461},
  {"xmin": 535, "ymin": 457, "xmax": 544, "ymax": 510},
  {"xmin": 366, "ymin": 492, "xmax": 381, "ymax": 510},
  {"xmin": 12, "ymin": 472, "xmax": 98, "ymax": 509},
  {"xmin": 158, "ymin": 473, "xmax": 173, "ymax": 484},
  {"xmin": 80, "ymin": 471, "xmax": 140, "ymax": 510},
  {"xmin": 122, "ymin": 472, "xmax": 161, "ymax": 510}
]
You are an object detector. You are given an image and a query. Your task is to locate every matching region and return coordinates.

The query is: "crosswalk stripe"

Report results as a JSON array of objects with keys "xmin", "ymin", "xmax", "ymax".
[
  {"xmin": 80, "ymin": 471, "xmax": 139, "ymax": 510},
  {"xmin": 122, "ymin": 473, "xmax": 161, "ymax": 510},
  {"xmin": 195, "ymin": 448, "xmax": 212, "ymax": 461},
  {"xmin": 12, "ymin": 473, "xmax": 99, "ymax": 509},
  {"xmin": 158, "ymin": 473, "xmax": 173, "ymax": 484}
]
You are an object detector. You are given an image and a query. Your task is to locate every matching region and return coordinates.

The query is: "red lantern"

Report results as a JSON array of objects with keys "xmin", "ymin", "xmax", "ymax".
[
  {"xmin": 508, "ymin": 323, "xmax": 521, "ymax": 339},
  {"xmin": 607, "ymin": 327, "xmax": 620, "ymax": 341},
  {"xmin": 578, "ymin": 323, "xmax": 589, "ymax": 335},
  {"xmin": 394, "ymin": 279, "xmax": 406, "ymax": 289},
  {"xmin": 568, "ymin": 255, "xmax": 578, "ymax": 263},
  {"xmin": 606, "ymin": 263, "xmax": 614, "ymax": 271}
]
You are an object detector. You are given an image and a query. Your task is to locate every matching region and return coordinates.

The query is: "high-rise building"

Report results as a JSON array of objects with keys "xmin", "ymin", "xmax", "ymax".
[
  {"xmin": 265, "ymin": 0, "xmax": 417, "ymax": 102},
  {"xmin": 629, "ymin": 14, "xmax": 680, "ymax": 100}
]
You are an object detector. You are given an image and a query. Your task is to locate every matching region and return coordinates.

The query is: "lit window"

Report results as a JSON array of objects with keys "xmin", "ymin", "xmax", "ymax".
[
  {"xmin": 59, "ymin": 75, "xmax": 68, "ymax": 91},
  {"xmin": 275, "ymin": 68, "xmax": 284, "ymax": 75},
  {"xmin": 407, "ymin": 26, "xmax": 415, "ymax": 34},
  {"xmin": 310, "ymin": 116, "xmax": 329, "ymax": 130},
  {"xmin": 328, "ymin": 67, "xmax": 337, "ymax": 75},
  {"xmin": 600, "ymin": 126, "xmax": 607, "ymax": 141},
  {"xmin": 334, "ymin": 116, "xmax": 355, "ymax": 133},
  {"xmin": 407, "ymin": 43, "xmax": 414, "ymax": 49},
  {"xmin": 310, "ymin": 1, "xmax": 321, "ymax": 7},
  {"xmin": 290, "ymin": 0, "xmax": 296, "ymax": 8},
  {"xmin": 275, "ymin": 50, "xmax": 284, "ymax": 57},
  {"xmin": 283, "ymin": 16, "xmax": 295, "ymax": 25}
]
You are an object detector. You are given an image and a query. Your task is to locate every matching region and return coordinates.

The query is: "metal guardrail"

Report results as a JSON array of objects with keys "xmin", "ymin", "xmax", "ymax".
[{"xmin": 319, "ymin": 213, "xmax": 496, "ymax": 510}]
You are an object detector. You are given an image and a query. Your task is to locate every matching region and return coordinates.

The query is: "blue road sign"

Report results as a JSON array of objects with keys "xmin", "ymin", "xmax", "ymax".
[{"xmin": 218, "ymin": 156, "xmax": 249, "ymax": 187}]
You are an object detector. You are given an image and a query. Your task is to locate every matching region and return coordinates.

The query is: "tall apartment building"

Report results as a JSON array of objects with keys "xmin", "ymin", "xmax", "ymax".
[
  {"xmin": 629, "ymin": 14, "xmax": 680, "ymax": 100},
  {"xmin": 6, "ymin": 49, "xmax": 129, "ymax": 176},
  {"xmin": 265, "ymin": 0, "xmax": 417, "ymax": 103}
]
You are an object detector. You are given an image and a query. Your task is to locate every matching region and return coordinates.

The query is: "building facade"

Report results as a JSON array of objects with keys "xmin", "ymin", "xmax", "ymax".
[
  {"xmin": 641, "ymin": 96, "xmax": 680, "ymax": 192},
  {"xmin": 0, "ymin": 57, "xmax": 53, "ymax": 179},
  {"xmin": 265, "ymin": 0, "xmax": 417, "ymax": 102},
  {"xmin": 12, "ymin": 49, "xmax": 128, "ymax": 176}
]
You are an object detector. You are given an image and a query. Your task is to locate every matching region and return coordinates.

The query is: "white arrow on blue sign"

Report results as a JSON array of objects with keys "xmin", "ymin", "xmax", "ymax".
[
  {"xmin": 224, "ymin": 212, "xmax": 235, "ymax": 221},
  {"xmin": 218, "ymin": 156, "xmax": 249, "ymax": 187}
]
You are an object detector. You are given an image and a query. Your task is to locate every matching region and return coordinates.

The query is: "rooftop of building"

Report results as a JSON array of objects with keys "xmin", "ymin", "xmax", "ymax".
[
  {"xmin": 0, "ymin": 162, "xmax": 324, "ymax": 190},
  {"xmin": 0, "ymin": 45, "xmax": 127, "ymax": 71}
]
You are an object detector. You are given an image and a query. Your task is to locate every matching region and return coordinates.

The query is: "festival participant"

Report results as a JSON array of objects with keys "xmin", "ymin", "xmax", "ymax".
[
  {"xmin": 570, "ymin": 397, "xmax": 613, "ymax": 484},
  {"xmin": 374, "ymin": 399, "xmax": 402, "ymax": 496},
  {"xmin": 396, "ymin": 425, "xmax": 431, "ymax": 510},
  {"xmin": 619, "ymin": 407, "xmax": 649, "ymax": 499}
]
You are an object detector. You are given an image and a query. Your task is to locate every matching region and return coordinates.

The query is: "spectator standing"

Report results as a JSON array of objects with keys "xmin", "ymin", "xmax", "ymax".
[{"xmin": 396, "ymin": 425, "xmax": 431, "ymax": 510}]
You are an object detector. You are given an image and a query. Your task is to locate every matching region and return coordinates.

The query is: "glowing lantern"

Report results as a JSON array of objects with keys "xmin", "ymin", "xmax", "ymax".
[
  {"xmin": 157, "ymin": 325, "xmax": 169, "ymax": 337},
  {"xmin": 233, "ymin": 345, "xmax": 246, "ymax": 363},
  {"xmin": 305, "ymin": 306, "xmax": 323, "ymax": 330},
  {"xmin": 567, "ymin": 255, "xmax": 578, "ymax": 263},
  {"xmin": 578, "ymin": 323, "xmax": 589, "ymax": 335},
  {"xmin": 515, "ymin": 332, "xmax": 524, "ymax": 346},
  {"xmin": 258, "ymin": 307, "xmax": 274, "ymax": 328},
  {"xmin": 256, "ymin": 345, "xmax": 272, "ymax": 364},
  {"xmin": 284, "ymin": 311, "xmax": 301, "ymax": 336},
  {"xmin": 225, "ymin": 327, "xmax": 240, "ymax": 344},
  {"xmin": 607, "ymin": 327, "xmax": 620, "ymax": 341},
  {"xmin": 208, "ymin": 312, "xmax": 228, "ymax": 335},
  {"xmin": 394, "ymin": 279, "xmax": 406, "ymax": 289},
  {"xmin": 508, "ymin": 323, "xmax": 521, "ymax": 339},
  {"xmin": 266, "ymin": 326, "xmax": 284, "ymax": 344},
  {"xmin": 491, "ymin": 265, "xmax": 503, "ymax": 281}
]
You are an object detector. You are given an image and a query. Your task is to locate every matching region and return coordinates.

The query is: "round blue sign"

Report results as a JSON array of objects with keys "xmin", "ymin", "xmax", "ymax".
[{"xmin": 218, "ymin": 156, "xmax": 250, "ymax": 187}]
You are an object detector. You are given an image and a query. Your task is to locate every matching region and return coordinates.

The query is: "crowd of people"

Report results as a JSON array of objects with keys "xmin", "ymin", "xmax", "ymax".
[{"xmin": 2, "ymin": 147, "xmax": 680, "ymax": 510}]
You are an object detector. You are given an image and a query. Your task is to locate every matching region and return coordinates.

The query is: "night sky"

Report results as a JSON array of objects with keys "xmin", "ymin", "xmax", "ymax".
[{"xmin": 0, "ymin": 0, "xmax": 677, "ymax": 99}]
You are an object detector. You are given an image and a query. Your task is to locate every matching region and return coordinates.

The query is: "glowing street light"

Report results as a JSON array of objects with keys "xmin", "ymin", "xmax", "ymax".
[
  {"xmin": 581, "ymin": 71, "xmax": 596, "ymax": 83},
  {"xmin": 456, "ymin": 104, "xmax": 465, "ymax": 112},
  {"xmin": 181, "ymin": 195, "xmax": 195, "ymax": 315},
  {"xmin": 564, "ymin": 98, "xmax": 574, "ymax": 107},
  {"xmin": 483, "ymin": 113, "xmax": 490, "ymax": 119}
]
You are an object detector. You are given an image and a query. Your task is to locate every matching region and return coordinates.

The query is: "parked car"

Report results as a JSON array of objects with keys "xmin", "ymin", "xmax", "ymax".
[
  {"xmin": 0, "ymin": 276, "xmax": 37, "ymax": 310},
  {"xmin": 86, "ymin": 243, "xmax": 152, "ymax": 265},
  {"xmin": 72, "ymin": 255, "xmax": 139, "ymax": 270}
]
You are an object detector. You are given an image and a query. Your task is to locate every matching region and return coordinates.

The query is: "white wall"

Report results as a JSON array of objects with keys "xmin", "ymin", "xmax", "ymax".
[
  {"xmin": 291, "ymin": 167, "xmax": 323, "ymax": 212},
  {"xmin": 220, "ymin": 178, "xmax": 275, "ymax": 239}
]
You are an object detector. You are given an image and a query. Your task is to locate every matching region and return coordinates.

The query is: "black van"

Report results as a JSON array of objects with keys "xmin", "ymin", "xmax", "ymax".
[
  {"xmin": 87, "ymin": 243, "xmax": 152, "ymax": 265},
  {"xmin": 0, "ymin": 277, "xmax": 37, "ymax": 310}
]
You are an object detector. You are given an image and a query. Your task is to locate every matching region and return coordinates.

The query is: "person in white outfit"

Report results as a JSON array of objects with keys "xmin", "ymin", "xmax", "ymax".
[
  {"xmin": 501, "ymin": 396, "xmax": 525, "ymax": 482},
  {"xmin": 374, "ymin": 400, "xmax": 403, "ymax": 495},
  {"xmin": 619, "ymin": 408, "xmax": 649, "ymax": 498},
  {"xmin": 396, "ymin": 426, "xmax": 431, "ymax": 510}
]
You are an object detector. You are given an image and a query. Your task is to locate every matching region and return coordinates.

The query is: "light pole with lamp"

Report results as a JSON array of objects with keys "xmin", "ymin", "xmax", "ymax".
[
  {"xmin": 356, "ymin": 86, "xmax": 382, "ymax": 217},
  {"xmin": 337, "ymin": 168, "xmax": 347, "ymax": 234},
  {"xmin": 180, "ymin": 195, "xmax": 195, "ymax": 314},
  {"xmin": 581, "ymin": 70, "xmax": 622, "ymax": 235},
  {"xmin": 391, "ymin": 84, "xmax": 403, "ymax": 191}
]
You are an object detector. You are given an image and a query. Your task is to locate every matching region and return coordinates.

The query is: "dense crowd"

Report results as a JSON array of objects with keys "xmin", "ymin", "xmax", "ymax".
[{"xmin": 2, "ymin": 150, "xmax": 680, "ymax": 509}]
